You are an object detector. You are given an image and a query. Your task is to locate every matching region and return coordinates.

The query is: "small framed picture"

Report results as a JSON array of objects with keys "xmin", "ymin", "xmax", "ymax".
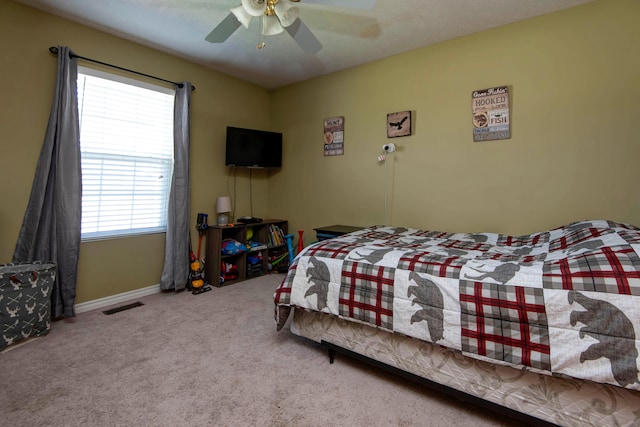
[{"xmin": 387, "ymin": 111, "xmax": 412, "ymax": 138}]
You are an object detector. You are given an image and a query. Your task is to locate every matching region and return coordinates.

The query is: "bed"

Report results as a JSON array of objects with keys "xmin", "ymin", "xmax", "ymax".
[{"xmin": 274, "ymin": 220, "xmax": 640, "ymax": 426}]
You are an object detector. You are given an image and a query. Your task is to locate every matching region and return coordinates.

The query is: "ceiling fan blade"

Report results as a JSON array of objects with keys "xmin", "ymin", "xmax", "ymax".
[
  {"xmin": 299, "ymin": 0, "xmax": 376, "ymax": 10},
  {"xmin": 285, "ymin": 18, "xmax": 323, "ymax": 54},
  {"xmin": 205, "ymin": 13, "xmax": 241, "ymax": 43}
]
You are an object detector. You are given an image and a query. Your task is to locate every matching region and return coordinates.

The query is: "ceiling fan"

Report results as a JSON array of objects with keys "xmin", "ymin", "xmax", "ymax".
[{"xmin": 205, "ymin": 0, "xmax": 376, "ymax": 54}]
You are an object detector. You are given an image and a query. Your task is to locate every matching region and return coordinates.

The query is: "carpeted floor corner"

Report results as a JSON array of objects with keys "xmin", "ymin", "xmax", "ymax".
[{"xmin": 0, "ymin": 274, "xmax": 518, "ymax": 426}]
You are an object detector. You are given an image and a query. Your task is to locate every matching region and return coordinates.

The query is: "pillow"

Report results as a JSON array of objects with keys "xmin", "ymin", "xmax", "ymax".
[{"xmin": 221, "ymin": 238, "xmax": 248, "ymax": 256}]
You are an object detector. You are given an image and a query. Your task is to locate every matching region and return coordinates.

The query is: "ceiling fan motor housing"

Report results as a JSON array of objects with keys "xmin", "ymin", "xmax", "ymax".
[{"xmin": 209, "ymin": 0, "xmax": 349, "ymax": 54}]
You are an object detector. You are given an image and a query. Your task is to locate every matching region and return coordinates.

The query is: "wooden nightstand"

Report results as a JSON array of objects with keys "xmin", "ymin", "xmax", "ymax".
[{"xmin": 314, "ymin": 225, "xmax": 365, "ymax": 241}]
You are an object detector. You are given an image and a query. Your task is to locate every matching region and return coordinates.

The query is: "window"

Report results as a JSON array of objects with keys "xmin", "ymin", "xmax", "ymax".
[{"xmin": 77, "ymin": 67, "xmax": 175, "ymax": 240}]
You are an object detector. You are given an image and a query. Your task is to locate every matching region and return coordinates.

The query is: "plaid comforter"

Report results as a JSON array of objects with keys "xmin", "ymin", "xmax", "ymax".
[{"xmin": 274, "ymin": 220, "xmax": 640, "ymax": 390}]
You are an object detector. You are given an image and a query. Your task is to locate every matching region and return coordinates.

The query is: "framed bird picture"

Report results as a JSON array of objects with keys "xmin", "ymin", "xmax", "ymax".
[{"xmin": 387, "ymin": 110, "xmax": 412, "ymax": 138}]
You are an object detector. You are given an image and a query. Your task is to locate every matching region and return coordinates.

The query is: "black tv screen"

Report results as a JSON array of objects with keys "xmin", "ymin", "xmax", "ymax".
[{"xmin": 225, "ymin": 126, "xmax": 282, "ymax": 168}]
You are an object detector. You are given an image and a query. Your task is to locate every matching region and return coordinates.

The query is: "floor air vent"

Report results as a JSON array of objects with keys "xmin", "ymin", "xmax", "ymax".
[{"xmin": 103, "ymin": 301, "xmax": 144, "ymax": 315}]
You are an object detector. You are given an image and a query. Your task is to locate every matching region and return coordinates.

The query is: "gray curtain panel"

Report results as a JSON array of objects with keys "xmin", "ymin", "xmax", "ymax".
[
  {"xmin": 13, "ymin": 46, "xmax": 82, "ymax": 318},
  {"xmin": 160, "ymin": 83, "xmax": 192, "ymax": 291}
]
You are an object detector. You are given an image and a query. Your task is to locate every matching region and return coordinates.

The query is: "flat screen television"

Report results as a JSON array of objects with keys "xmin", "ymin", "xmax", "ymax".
[{"xmin": 225, "ymin": 126, "xmax": 282, "ymax": 168}]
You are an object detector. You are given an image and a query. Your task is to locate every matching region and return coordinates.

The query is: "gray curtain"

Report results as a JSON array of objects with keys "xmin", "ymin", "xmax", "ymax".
[
  {"xmin": 13, "ymin": 46, "xmax": 82, "ymax": 318},
  {"xmin": 160, "ymin": 82, "xmax": 192, "ymax": 291}
]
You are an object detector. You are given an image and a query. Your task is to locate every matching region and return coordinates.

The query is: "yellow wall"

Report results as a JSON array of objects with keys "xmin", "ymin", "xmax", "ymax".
[
  {"xmin": 0, "ymin": 1, "xmax": 272, "ymax": 303},
  {"xmin": 270, "ymin": 0, "xmax": 640, "ymax": 241},
  {"xmin": 2, "ymin": 0, "xmax": 639, "ymax": 304}
]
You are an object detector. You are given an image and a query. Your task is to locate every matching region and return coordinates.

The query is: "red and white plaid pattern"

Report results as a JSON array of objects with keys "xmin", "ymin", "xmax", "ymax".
[
  {"xmin": 273, "ymin": 263, "xmax": 297, "ymax": 330},
  {"xmin": 273, "ymin": 262, "xmax": 297, "ymax": 305},
  {"xmin": 497, "ymin": 232, "xmax": 549, "ymax": 247},
  {"xmin": 460, "ymin": 281, "xmax": 551, "ymax": 370},
  {"xmin": 398, "ymin": 251, "xmax": 466, "ymax": 279},
  {"xmin": 273, "ymin": 221, "xmax": 640, "ymax": 390},
  {"xmin": 608, "ymin": 220, "xmax": 640, "ymax": 231},
  {"xmin": 339, "ymin": 261, "xmax": 394, "ymax": 330},
  {"xmin": 305, "ymin": 240, "xmax": 360, "ymax": 260},
  {"xmin": 549, "ymin": 227, "xmax": 614, "ymax": 252},
  {"xmin": 357, "ymin": 231, "xmax": 397, "ymax": 241},
  {"xmin": 479, "ymin": 252, "xmax": 547, "ymax": 264},
  {"xmin": 438, "ymin": 240, "xmax": 491, "ymax": 252},
  {"xmin": 381, "ymin": 239, "xmax": 414, "ymax": 248},
  {"xmin": 543, "ymin": 245, "xmax": 640, "ymax": 295},
  {"xmin": 412, "ymin": 230, "xmax": 455, "ymax": 239},
  {"xmin": 619, "ymin": 229, "xmax": 640, "ymax": 245}
]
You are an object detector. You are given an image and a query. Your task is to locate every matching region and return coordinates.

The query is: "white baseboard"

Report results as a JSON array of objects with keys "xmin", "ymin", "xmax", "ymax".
[{"xmin": 75, "ymin": 283, "xmax": 161, "ymax": 314}]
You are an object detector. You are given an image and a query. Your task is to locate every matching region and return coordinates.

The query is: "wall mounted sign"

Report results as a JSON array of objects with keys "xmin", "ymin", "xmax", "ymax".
[
  {"xmin": 323, "ymin": 116, "xmax": 344, "ymax": 156},
  {"xmin": 472, "ymin": 86, "xmax": 511, "ymax": 142},
  {"xmin": 387, "ymin": 110, "xmax": 412, "ymax": 138}
]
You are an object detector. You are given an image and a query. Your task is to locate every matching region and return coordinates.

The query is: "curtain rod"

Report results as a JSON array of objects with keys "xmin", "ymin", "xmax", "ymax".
[{"xmin": 48, "ymin": 46, "xmax": 195, "ymax": 91}]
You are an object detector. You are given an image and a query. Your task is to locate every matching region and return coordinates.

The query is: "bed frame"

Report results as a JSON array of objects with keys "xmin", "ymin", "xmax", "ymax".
[
  {"xmin": 290, "ymin": 308, "xmax": 640, "ymax": 427},
  {"xmin": 322, "ymin": 341, "xmax": 555, "ymax": 427}
]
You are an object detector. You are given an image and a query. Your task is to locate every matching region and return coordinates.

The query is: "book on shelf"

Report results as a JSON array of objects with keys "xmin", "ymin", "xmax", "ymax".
[{"xmin": 267, "ymin": 224, "xmax": 285, "ymax": 247}]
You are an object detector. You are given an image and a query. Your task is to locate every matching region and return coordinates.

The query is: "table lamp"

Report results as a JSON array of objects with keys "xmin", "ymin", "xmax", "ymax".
[{"xmin": 216, "ymin": 196, "xmax": 232, "ymax": 226}]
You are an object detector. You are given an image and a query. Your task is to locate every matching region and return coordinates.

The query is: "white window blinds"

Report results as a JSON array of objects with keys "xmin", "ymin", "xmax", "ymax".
[{"xmin": 77, "ymin": 67, "xmax": 175, "ymax": 240}]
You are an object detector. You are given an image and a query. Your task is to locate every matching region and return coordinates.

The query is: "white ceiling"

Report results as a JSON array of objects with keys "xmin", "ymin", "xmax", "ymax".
[{"xmin": 16, "ymin": 0, "xmax": 594, "ymax": 90}]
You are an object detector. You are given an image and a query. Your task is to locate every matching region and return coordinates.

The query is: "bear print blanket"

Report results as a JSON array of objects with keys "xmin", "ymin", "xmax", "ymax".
[{"xmin": 274, "ymin": 220, "xmax": 640, "ymax": 390}]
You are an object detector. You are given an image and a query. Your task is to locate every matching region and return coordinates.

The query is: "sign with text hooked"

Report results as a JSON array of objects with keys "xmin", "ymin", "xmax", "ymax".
[{"xmin": 472, "ymin": 86, "xmax": 511, "ymax": 142}]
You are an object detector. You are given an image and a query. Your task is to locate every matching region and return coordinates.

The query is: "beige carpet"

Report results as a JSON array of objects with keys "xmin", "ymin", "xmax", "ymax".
[{"xmin": 0, "ymin": 274, "xmax": 520, "ymax": 426}]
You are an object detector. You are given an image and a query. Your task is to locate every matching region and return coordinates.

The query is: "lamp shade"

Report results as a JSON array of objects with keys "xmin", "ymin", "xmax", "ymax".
[
  {"xmin": 262, "ymin": 14, "xmax": 284, "ymax": 35},
  {"xmin": 242, "ymin": 0, "xmax": 266, "ymax": 16},
  {"xmin": 216, "ymin": 196, "xmax": 232, "ymax": 213},
  {"xmin": 274, "ymin": 2, "xmax": 298, "ymax": 27},
  {"xmin": 231, "ymin": 5, "xmax": 253, "ymax": 28}
]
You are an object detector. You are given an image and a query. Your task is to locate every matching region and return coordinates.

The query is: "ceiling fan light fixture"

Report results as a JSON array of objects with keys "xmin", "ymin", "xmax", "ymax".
[
  {"xmin": 241, "ymin": 0, "xmax": 266, "ymax": 17},
  {"xmin": 262, "ymin": 14, "xmax": 284, "ymax": 35},
  {"xmin": 274, "ymin": 2, "xmax": 299, "ymax": 27},
  {"xmin": 231, "ymin": 5, "xmax": 253, "ymax": 29}
]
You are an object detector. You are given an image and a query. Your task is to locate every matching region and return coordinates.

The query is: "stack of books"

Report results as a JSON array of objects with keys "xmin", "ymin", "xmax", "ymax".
[{"xmin": 267, "ymin": 224, "xmax": 286, "ymax": 247}]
